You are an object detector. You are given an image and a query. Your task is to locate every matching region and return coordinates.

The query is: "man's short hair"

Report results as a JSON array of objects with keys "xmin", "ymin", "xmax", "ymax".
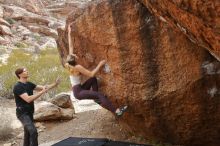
[{"xmin": 15, "ymin": 68, "xmax": 24, "ymax": 79}]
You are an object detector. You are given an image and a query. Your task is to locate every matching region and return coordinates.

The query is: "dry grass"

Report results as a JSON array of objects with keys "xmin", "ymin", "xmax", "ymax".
[{"xmin": 0, "ymin": 48, "xmax": 70, "ymax": 100}]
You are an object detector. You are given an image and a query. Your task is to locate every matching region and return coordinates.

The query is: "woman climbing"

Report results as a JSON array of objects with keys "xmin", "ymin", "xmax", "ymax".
[{"xmin": 65, "ymin": 23, "xmax": 128, "ymax": 117}]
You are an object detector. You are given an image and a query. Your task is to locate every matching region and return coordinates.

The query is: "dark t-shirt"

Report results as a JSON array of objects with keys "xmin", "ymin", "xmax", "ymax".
[{"xmin": 13, "ymin": 81, "xmax": 36, "ymax": 116}]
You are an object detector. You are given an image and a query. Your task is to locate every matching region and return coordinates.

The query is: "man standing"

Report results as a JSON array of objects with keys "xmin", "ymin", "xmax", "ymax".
[{"xmin": 13, "ymin": 67, "xmax": 61, "ymax": 146}]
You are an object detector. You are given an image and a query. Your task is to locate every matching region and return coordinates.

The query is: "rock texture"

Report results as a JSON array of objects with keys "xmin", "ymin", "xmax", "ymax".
[
  {"xmin": 49, "ymin": 92, "xmax": 73, "ymax": 109},
  {"xmin": 0, "ymin": 0, "xmax": 89, "ymax": 65},
  {"xmin": 3, "ymin": 5, "xmax": 64, "ymax": 35},
  {"xmin": 0, "ymin": 1, "xmax": 66, "ymax": 65},
  {"xmin": 57, "ymin": 0, "xmax": 220, "ymax": 146},
  {"xmin": 139, "ymin": 0, "xmax": 220, "ymax": 61},
  {"xmin": 46, "ymin": 0, "xmax": 91, "ymax": 20},
  {"xmin": 34, "ymin": 92, "xmax": 74, "ymax": 121}
]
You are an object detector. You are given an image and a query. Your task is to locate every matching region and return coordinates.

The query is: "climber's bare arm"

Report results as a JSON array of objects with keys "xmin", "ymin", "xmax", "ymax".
[
  {"xmin": 75, "ymin": 60, "xmax": 106, "ymax": 77},
  {"xmin": 68, "ymin": 23, "xmax": 74, "ymax": 55}
]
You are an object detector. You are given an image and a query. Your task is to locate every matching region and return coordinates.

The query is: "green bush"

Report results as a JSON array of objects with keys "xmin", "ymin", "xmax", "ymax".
[{"xmin": 0, "ymin": 49, "xmax": 70, "ymax": 100}]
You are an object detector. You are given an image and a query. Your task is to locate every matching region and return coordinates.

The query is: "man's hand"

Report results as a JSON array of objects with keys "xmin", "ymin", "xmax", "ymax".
[
  {"xmin": 42, "ymin": 77, "xmax": 61, "ymax": 92},
  {"xmin": 43, "ymin": 85, "xmax": 47, "ymax": 90},
  {"xmin": 40, "ymin": 86, "xmax": 48, "ymax": 94}
]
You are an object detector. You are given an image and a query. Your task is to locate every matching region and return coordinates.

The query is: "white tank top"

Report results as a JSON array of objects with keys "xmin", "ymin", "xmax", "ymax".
[{"xmin": 69, "ymin": 75, "xmax": 81, "ymax": 86}]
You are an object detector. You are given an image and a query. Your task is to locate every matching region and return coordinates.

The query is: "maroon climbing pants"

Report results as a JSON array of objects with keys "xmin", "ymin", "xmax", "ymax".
[{"xmin": 73, "ymin": 77, "xmax": 116, "ymax": 113}]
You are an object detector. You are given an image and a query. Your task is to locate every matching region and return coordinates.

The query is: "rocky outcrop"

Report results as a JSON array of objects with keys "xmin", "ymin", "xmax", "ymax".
[
  {"xmin": 0, "ymin": 0, "xmax": 80, "ymax": 50},
  {"xmin": 0, "ymin": 0, "xmax": 91, "ymax": 20},
  {"xmin": 46, "ymin": 0, "xmax": 91, "ymax": 20},
  {"xmin": 3, "ymin": 5, "xmax": 64, "ymax": 29},
  {"xmin": 0, "ymin": 6, "xmax": 11, "ymax": 37},
  {"xmin": 49, "ymin": 92, "xmax": 73, "ymax": 109},
  {"xmin": 57, "ymin": 0, "xmax": 220, "ymax": 145},
  {"xmin": 34, "ymin": 93, "xmax": 74, "ymax": 121},
  {"xmin": 0, "ymin": 2, "xmax": 64, "ymax": 64},
  {"xmin": 0, "ymin": 35, "xmax": 7, "ymax": 44},
  {"xmin": 0, "ymin": 4, "xmax": 63, "ymax": 46},
  {"xmin": 0, "ymin": 25, "xmax": 11, "ymax": 35},
  {"xmin": 0, "ymin": 0, "xmax": 53, "ymax": 16},
  {"xmin": 22, "ymin": 22, "xmax": 58, "ymax": 39},
  {"xmin": 0, "ymin": 18, "xmax": 10, "ymax": 27}
]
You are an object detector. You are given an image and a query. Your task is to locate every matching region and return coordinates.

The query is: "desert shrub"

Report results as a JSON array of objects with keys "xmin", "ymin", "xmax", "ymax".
[{"xmin": 15, "ymin": 42, "xmax": 29, "ymax": 49}]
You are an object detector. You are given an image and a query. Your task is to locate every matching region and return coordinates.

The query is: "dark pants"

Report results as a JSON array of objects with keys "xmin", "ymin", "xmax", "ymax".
[
  {"xmin": 73, "ymin": 77, "xmax": 116, "ymax": 113},
  {"xmin": 17, "ymin": 113, "xmax": 38, "ymax": 146}
]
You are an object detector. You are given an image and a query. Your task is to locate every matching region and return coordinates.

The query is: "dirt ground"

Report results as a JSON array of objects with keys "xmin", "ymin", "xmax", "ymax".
[{"xmin": 0, "ymin": 98, "xmax": 149, "ymax": 146}]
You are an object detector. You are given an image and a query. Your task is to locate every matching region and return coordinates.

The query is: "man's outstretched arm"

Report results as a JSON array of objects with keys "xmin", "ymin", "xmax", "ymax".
[
  {"xmin": 19, "ymin": 87, "xmax": 47, "ymax": 103},
  {"xmin": 35, "ymin": 77, "xmax": 61, "ymax": 91},
  {"xmin": 45, "ymin": 77, "xmax": 61, "ymax": 90},
  {"xmin": 20, "ymin": 77, "xmax": 61, "ymax": 103}
]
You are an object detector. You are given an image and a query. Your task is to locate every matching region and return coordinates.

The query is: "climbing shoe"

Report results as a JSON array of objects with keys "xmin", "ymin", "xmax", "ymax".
[
  {"xmin": 115, "ymin": 105, "xmax": 128, "ymax": 117},
  {"xmin": 94, "ymin": 98, "xmax": 101, "ymax": 104}
]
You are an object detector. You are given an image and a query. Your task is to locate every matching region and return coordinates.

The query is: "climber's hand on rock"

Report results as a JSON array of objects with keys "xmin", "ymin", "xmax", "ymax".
[
  {"xmin": 99, "ymin": 60, "xmax": 106, "ymax": 67},
  {"xmin": 68, "ymin": 23, "xmax": 74, "ymax": 32}
]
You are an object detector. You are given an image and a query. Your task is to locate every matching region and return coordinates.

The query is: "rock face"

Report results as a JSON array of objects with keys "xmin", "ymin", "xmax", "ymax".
[
  {"xmin": 46, "ymin": 0, "xmax": 92, "ymax": 20},
  {"xmin": 34, "ymin": 93, "xmax": 74, "ymax": 121},
  {"xmin": 0, "ymin": 25, "xmax": 11, "ymax": 35},
  {"xmin": 57, "ymin": 0, "xmax": 220, "ymax": 145},
  {"xmin": 139, "ymin": 0, "xmax": 220, "ymax": 61},
  {"xmin": 0, "ymin": 2, "xmax": 66, "ymax": 65}
]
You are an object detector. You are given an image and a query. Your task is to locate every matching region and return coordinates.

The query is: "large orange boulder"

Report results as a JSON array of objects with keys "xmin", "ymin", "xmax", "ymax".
[
  {"xmin": 57, "ymin": 0, "xmax": 220, "ymax": 145},
  {"xmin": 139, "ymin": 0, "xmax": 220, "ymax": 61}
]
